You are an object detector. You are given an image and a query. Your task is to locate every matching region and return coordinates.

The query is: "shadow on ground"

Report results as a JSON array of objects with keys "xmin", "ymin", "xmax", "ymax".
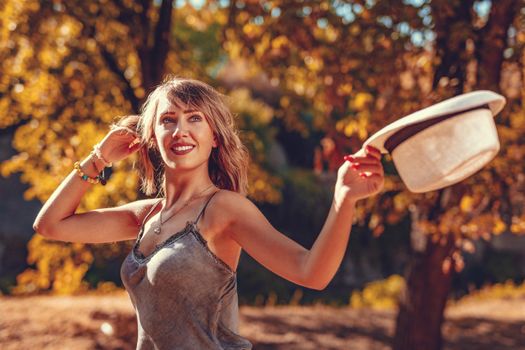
[{"xmin": 1, "ymin": 295, "xmax": 524, "ymax": 349}]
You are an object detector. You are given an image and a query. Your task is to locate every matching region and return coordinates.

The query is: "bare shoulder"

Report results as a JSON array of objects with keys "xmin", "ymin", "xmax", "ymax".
[
  {"xmin": 213, "ymin": 189, "xmax": 248, "ymax": 204},
  {"xmin": 209, "ymin": 189, "xmax": 257, "ymax": 226},
  {"xmin": 213, "ymin": 189, "xmax": 251, "ymax": 211}
]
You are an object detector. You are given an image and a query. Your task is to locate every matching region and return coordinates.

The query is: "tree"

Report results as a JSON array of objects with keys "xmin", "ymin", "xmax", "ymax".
[
  {"xmin": 1, "ymin": 0, "xmax": 281, "ymax": 294},
  {"xmin": 2, "ymin": 0, "xmax": 172, "ymax": 295},
  {"xmin": 224, "ymin": 1, "xmax": 525, "ymax": 349}
]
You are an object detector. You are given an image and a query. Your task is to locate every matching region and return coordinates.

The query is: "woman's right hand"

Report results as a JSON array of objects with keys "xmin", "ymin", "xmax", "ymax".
[{"xmin": 96, "ymin": 125, "xmax": 143, "ymax": 164}]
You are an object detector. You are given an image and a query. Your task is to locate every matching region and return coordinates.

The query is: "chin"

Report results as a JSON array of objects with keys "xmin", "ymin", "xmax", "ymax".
[{"xmin": 165, "ymin": 159, "xmax": 208, "ymax": 171}]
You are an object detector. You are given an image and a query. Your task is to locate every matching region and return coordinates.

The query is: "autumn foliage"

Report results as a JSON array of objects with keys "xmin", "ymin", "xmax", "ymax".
[{"xmin": 1, "ymin": 1, "xmax": 524, "ymax": 349}]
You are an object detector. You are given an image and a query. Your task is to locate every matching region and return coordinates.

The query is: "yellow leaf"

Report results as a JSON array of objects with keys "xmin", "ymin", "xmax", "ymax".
[
  {"xmin": 493, "ymin": 218, "xmax": 506, "ymax": 235},
  {"xmin": 460, "ymin": 195, "xmax": 474, "ymax": 213},
  {"xmin": 350, "ymin": 92, "xmax": 373, "ymax": 110}
]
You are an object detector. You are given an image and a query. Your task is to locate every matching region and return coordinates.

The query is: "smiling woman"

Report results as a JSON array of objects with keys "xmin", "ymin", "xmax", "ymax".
[
  {"xmin": 131, "ymin": 77, "xmax": 250, "ymax": 199},
  {"xmin": 32, "ymin": 76, "xmax": 385, "ymax": 350}
]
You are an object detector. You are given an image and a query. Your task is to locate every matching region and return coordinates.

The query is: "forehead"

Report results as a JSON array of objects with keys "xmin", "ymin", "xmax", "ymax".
[{"xmin": 156, "ymin": 94, "xmax": 202, "ymax": 116}]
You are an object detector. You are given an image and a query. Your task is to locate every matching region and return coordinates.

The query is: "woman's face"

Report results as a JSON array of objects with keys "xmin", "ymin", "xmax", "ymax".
[{"xmin": 153, "ymin": 94, "xmax": 217, "ymax": 171}]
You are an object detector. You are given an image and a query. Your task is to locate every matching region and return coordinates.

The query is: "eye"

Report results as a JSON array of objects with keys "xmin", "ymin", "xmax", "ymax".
[
  {"xmin": 161, "ymin": 116, "xmax": 175, "ymax": 123},
  {"xmin": 190, "ymin": 114, "xmax": 202, "ymax": 121}
]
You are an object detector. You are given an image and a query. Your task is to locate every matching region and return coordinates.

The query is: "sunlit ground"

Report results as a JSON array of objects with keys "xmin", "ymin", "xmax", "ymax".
[{"xmin": 0, "ymin": 292, "xmax": 524, "ymax": 349}]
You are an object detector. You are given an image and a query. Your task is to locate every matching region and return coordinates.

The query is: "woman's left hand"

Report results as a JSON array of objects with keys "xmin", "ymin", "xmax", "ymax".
[{"xmin": 335, "ymin": 145, "xmax": 384, "ymax": 205}]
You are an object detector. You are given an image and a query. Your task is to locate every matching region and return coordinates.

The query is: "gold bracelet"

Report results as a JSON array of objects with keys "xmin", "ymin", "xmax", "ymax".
[{"xmin": 74, "ymin": 161, "xmax": 107, "ymax": 185}]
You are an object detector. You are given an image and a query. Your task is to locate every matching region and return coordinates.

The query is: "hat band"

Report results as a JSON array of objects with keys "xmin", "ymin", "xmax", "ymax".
[{"xmin": 384, "ymin": 104, "xmax": 490, "ymax": 153}]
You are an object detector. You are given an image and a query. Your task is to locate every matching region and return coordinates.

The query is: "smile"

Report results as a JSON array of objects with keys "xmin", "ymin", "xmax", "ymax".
[{"xmin": 171, "ymin": 145, "xmax": 195, "ymax": 155}]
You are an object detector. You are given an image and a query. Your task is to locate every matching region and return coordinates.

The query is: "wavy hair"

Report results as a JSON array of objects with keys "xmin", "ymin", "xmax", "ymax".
[{"xmin": 112, "ymin": 77, "xmax": 250, "ymax": 197}]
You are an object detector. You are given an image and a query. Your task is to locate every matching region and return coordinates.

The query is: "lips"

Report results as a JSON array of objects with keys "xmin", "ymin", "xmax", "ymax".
[{"xmin": 170, "ymin": 143, "xmax": 195, "ymax": 155}]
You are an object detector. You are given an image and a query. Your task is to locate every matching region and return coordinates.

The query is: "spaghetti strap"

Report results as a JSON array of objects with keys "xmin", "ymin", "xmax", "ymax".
[
  {"xmin": 194, "ymin": 190, "xmax": 220, "ymax": 225},
  {"xmin": 140, "ymin": 198, "xmax": 163, "ymax": 229}
]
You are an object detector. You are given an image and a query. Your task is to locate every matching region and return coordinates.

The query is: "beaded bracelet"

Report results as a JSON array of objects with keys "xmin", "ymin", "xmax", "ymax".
[{"xmin": 74, "ymin": 161, "xmax": 108, "ymax": 185}]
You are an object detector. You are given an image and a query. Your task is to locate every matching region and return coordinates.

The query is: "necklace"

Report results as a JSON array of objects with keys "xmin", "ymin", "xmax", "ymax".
[{"xmin": 153, "ymin": 184, "xmax": 215, "ymax": 235}]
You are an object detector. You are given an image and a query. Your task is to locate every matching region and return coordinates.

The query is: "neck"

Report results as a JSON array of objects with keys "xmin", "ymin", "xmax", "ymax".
[{"xmin": 163, "ymin": 166, "xmax": 215, "ymax": 209}]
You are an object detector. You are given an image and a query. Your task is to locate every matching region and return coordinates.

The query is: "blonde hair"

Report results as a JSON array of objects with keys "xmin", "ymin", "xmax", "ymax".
[{"xmin": 112, "ymin": 77, "xmax": 250, "ymax": 197}]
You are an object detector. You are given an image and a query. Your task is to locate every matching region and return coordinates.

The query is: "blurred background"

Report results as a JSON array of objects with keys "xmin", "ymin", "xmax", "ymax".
[{"xmin": 0, "ymin": 0, "xmax": 524, "ymax": 349}]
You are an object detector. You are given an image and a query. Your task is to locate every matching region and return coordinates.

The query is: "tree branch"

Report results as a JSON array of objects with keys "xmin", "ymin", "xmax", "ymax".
[
  {"xmin": 476, "ymin": 0, "xmax": 518, "ymax": 91},
  {"xmin": 98, "ymin": 46, "xmax": 140, "ymax": 112},
  {"xmin": 151, "ymin": 0, "xmax": 173, "ymax": 87},
  {"xmin": 65, "ymin": 3, "xmax": 141, "ymax": 112},
  {"xmin": 431, "ymin": 0, "xmax": 475, "ymax": 95}
]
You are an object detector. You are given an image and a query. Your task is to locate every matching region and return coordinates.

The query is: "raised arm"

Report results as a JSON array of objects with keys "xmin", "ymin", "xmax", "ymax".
[
  {"xmin": 225, "ymin": 145, "xmax": 383, "ymax": 290},
  {"xmin": 33, "ymin": 121, "xmax": 145, "ymax": 243}
]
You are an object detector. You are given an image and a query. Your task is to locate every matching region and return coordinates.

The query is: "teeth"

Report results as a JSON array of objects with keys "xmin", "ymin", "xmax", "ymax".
[{"xmin": 173, "ymin": 145, "xmax": 194, "ymax": 152}]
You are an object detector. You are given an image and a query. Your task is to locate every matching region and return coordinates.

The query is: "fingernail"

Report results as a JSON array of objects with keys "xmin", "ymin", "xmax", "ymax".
[
  {"xmin": 348, "ymin": 155, "xmax": 355, "ymax": 161},
  {"xmin": 352, "ymin": 163, "xmax": 360, "ymax": 169}
]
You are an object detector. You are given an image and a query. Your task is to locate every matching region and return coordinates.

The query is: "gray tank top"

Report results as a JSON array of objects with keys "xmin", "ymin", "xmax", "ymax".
[{"xmin": 120, "ymin": 191, "xmax": 252, "ymax": 350}]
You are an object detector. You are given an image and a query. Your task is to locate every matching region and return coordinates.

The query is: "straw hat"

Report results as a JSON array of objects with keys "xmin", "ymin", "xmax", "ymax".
[{"xmin": 363, "ymin": 90, "xmax": 506, "ymax": 193}]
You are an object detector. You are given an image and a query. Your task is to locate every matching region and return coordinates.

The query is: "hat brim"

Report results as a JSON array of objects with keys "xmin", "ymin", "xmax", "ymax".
[{"xmin": 363, "ymin": 90, "xmax": 506, "ymax": 154}]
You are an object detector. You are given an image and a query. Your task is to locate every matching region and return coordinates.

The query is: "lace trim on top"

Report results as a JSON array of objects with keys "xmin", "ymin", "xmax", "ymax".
[
  {"xmin": 132, "ymin": 220, "xmax": 193, "ymax": 262},
  {"xmin": 132, "ymin": 221, "xmax": 235, "ymax": 276}
]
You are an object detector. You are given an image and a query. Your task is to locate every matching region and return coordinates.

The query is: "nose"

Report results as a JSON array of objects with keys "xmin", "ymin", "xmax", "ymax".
[{"xmin": 172, "ymin": 120, "xmax": 189, "ymax": 138}]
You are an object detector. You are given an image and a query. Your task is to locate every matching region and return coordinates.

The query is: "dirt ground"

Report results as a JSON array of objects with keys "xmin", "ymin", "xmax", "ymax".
[{"xmin": 1, "ymin": 293, "xmax": 524, "ymax": 350}]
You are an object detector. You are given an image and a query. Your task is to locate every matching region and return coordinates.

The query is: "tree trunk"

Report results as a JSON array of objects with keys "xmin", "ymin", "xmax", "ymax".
[
  {"xmin": 139, "ymin": 0, "xmax": 172, "ymax": 93},
  {"xmin": 392, "ymin": 195, "xmax": 456, "ymax": 350},
  {"xmin": 392, "ymin": 2, "xmax": 516, "ymax": 349},
  {"xmin": 136, "ymin": 0, "xmax": 173, "ymax": 199},
  {"xmin": 476, "ymin": 0, "xmax": 518, "ymax": 91},
  {"xmin": 430, "ymin": 0, "xmax": 474, "ymax": 95},
  {"xmin": 393, "ymin": 235, "xmax": 455, "ymax": 350}
]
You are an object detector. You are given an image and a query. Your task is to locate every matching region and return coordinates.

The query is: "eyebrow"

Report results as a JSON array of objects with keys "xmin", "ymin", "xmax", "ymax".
[{"xmin": 161, "ymin": 109, "xmax": 200, "ymax": 115}]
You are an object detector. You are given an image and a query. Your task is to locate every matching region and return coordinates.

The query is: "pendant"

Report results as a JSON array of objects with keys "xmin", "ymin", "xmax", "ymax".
[{"xmin": 154, "ymin": 226, "xmax": 161, "ymax": 235}]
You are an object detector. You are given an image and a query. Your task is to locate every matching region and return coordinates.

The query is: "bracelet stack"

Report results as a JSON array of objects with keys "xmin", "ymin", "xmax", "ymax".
[
  {"xmin": 74, "ymin": 144, "xmax": 112, "ymax": 185},
  {"xmin": 74, "ymin": 161, "xmax": 108, "ymax": 185}
]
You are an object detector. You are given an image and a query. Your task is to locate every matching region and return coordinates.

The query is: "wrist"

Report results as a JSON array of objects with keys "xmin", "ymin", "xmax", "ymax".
[
  {"xmin": 333, "ymin": 190, "xmax": 357, "ymax": 211},
  {"xmin": 91, "ymin": 143, "xmax": 113, "ymax": 167},
  {"xmin": 80, "ymin": 154, "xmax": 104, "ymax": 177}
]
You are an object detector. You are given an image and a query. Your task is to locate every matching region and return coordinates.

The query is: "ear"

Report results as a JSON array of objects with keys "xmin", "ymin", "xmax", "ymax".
[{"xmin": 212, "ymin": 135, "xmax": 218, "ymax": 148}]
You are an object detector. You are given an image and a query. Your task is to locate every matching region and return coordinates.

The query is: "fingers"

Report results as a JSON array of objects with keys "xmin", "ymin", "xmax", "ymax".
[
  {"xmin": 128, "ymin": 141, "xmax": 143, "ymax": 152},
  {"xmin": 349, "ymin": 162, "xmax": 383, "ymax": 175},
  {"xmin": 364, "ymin": 145, "xmax": 381, "ymax": 160},
  {"xmin": 343, "ymin": 145, "xmax": 382, "ymax": 164},
  {"xmin": 343, "ymin": 145, "xmax": 384, "ymax": 177},
  {"xmin": 128, "ymin": 137, "xmax": 141, "ymax": 149},
  {"xmin": 114, "ymin": 126, "xmax": 139, "ymax": 136},
  {"xmin": 345, "ymin": 155, "xmax": 378, "ymax": 165}
]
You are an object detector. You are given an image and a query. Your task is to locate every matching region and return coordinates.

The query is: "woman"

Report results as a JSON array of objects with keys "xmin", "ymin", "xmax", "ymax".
[{"xmin": 33, "ymin": 77, "xmax": 384, "ymax": 349}]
